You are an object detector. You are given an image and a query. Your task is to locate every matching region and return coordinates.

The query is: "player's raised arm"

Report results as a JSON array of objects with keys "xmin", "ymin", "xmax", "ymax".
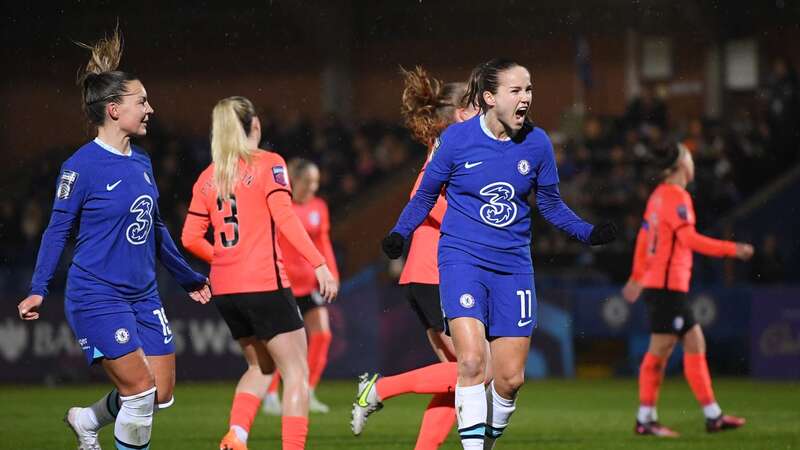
[
  {"xmin": 153, "ymin": 202, "xmax": 210, "ymax": 300},
  {"xmin": 675, "ymin": 226, "xmax": 740, "ymax": 258},
  {"xmin": 22, "ymin": 160, "xmax": 88, "ymax": 318},
  {"xmin": 317, "ymin": 200, "xmax": 340, "ymax": 281},
  {"xmin": 27, "ymin": 209, "xmax": 79, "ymax": 298},
  {"xmin": 181, "ymin": 179, "xmax": 214, "ymax": 263},
  {"xmin": 383, "ymin": 135, "xmax": 454, "ymax": 259},
  {"xmin": 270, "ymin": 189, "xmax": 338, "ymax": 301},
  {"xmin": 622, "ymin": 223, "xmax": 649, "ymax": 303},
  {"xmin": 533, "ymin": 132, "xmax": 616, "ymax": 246},
  {"xmin": 665, "ymin": 191, "xmax": 752, "ymax": 260}
]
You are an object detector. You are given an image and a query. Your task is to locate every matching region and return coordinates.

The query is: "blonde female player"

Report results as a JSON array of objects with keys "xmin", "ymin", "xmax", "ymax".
[
  {"xmin": 622, "ymin": 142, "xmax": 753, "ymax": 437},
  {"xmin": 263, "ymin": 158, "xmax": 339, "ymax": 415},
  {"xmin": 351, "ymin": 67, "xmax": 478, "ymax": 450},
  {"xmin": 181, "ymin": 96, "xmax": 338, "ymax": 450},
  {"xmin": 17, "ymin": 29, "xmax": 211, "ymax": 450},
  {"xmin": 382, "ymin": 59, "xmax": 616, "ymax": 449}
]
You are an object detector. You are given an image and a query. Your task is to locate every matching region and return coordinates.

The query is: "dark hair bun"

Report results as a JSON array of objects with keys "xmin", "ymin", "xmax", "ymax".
[{"xmin": 650, "ymin": 142, "xmax": 681, "ymax": 172}]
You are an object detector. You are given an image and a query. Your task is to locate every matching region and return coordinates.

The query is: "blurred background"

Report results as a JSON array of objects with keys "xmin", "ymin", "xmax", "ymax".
[{"xmin": 1, "ymin": 0, "xmax": 798, "ymax": 383}]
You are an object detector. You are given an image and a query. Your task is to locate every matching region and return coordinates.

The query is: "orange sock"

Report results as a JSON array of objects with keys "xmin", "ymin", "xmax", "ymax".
[
  {"xmin": 376, "ymin": 362, "xmax": 457, "ymax": 401},
  {"xmin": 414, "ymin": 392, "xmax": 456, "ymax": 450},
  {"xmin": 229, "ymin": 392, "xmax": 261, "ymax": 433},
  {"xmin": 281, "ymin": 416, "xmax": 309, "ymax": 450},
  {"xmin": 639, "ymin": 352, "xmax": 666, "ymax": 406},
  {"xmin": 684, "ymin": 352, "xmax": 716, "ymax": 406},
  {"xmin": 307, "ymin": 331, "xmax": 332, "ymax": 388},
  {"xmin": 268, "ymin": 371, "xmax": 281, "ymax": 394}
]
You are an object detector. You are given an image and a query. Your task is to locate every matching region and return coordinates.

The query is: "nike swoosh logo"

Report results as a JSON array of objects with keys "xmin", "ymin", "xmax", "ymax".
[
  {"xmin": 357, "ymin": 374, "xmax": 379, "ymax": 407},
  {"xmin": 163, "ymin": 335, "xmax": 174, "ymax": 344},
  {"xmin": 106, "ymin": 180, "xmax": 122, "ymax": 191},
  {"xmin": 517, "ymin": 319, "xmax": 532, "ymax": 327},
  {"xmin": 464, "ymin": 161, "xmax": 483, "ymax": 169}
]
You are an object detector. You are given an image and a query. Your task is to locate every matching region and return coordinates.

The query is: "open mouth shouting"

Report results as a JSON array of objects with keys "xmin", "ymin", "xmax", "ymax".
[{"xmin": 514, "ymin": 105, "xmax": 529, "ymax": 124}]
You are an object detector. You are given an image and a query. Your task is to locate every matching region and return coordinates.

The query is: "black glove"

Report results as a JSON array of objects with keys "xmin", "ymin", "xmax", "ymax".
[
  {"xmin": 589, "ymin": 221, "xmax": 617, "ymax": 246},
  {"xmin": 381, "ymin": 232, "xmax": 405, "ymax": 259}
]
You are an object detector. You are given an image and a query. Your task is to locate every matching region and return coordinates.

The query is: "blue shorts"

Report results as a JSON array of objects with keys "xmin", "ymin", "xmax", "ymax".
[
  {"xmin": 65, "ymin": 296, "xmax": 175, "ymax": 365},
  {"xmin": 439, "ymin": 264, "xmax": 537, "ymax": 338}
]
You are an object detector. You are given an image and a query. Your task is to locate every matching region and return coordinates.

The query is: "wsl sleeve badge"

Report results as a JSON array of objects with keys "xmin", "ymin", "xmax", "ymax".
[
  {"xmin": 272, "ymin": 165, "xmax": 287, "ymax": 186},
  {"xmin": 57, "ymin": 170, "xmax": 79, "ymax": 200},
  {"xmin": 677, "ymin": 204, "xmax": 689, "ymax": 221}
]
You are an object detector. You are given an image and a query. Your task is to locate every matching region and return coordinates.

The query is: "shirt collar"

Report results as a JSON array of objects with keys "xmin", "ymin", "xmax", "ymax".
[
  {"xmin": 94, "ymin": 137, "xmax": 131, "ymax": 157},
  {"xmin": 479, "ymin": 114, "xmax": 511, "ymax": 141}
]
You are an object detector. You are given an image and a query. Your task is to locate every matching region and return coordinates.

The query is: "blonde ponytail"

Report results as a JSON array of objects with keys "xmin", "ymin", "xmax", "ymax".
[{"xmin": 211, "ymin": 96, "xmax": 256, "ymax": 199}]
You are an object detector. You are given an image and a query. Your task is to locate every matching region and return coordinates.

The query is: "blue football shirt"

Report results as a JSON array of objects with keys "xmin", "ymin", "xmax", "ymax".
[
  {"xmin": 393, "ymin": 114, "xmax": 592, "ymax": 273},
  {"xmin": 30, "ymin": 139, "xmax": 204, "ymax": 302}
]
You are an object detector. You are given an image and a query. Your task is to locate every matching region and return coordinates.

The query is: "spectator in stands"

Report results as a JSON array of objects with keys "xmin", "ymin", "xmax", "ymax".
[
  {"xmin": 750, "ymin": 234, "xmax": 784, "ymax": 283},
  {"xmin": 765, "ymin": 57, "xmax": 800, "ymax": 166},
  {"xmin": 624, "ymin": 84, "xmax": 668, "ymax": 133}
]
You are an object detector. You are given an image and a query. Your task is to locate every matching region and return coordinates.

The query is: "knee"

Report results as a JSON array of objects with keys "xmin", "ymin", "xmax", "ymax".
[
  {"xmin": 281, "ymin": 360, "xmax": 309, "ymax": 383},
  {"xmin": 649, "ymin": 340, "xmax": 677, "ymax": 357},
  {"xmin": 682, "ymin": 327, "xmax": 706, "ymax": 353},
  {"xmin": 494, "ymin": 371, "xmax": 525, "ymax": 397},
  {"xmin": 128, "ymin": 373, "xmax": 156, "ymax": 395},
  {"xmin": 458, "ymin": 353, "xmax": 485, "ymax": 381}
]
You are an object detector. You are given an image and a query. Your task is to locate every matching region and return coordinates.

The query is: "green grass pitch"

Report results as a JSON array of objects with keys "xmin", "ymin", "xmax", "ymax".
[{"xmin": 2, "ymin": 378, "xmax": 797, "ymax": 449}]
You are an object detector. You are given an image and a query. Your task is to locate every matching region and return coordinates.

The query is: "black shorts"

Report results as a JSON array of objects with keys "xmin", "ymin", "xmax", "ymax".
[
  {"xmin": 642, "ymin": 288, "xmax": 696, "ymax": 336},
  {"xmin": 295, "ymin": 291, "xmax": 326, "ymax": 316},
  {"xmin": 213, "ymin": 289, "xmax": 304, "ymax": 341},
  {"xmin": 405, "ymin": 283, "xmax": 445, "ymax": 332}
]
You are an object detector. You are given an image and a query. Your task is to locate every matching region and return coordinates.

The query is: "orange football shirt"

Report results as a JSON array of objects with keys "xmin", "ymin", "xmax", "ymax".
[
  {"xmin": 630, "ymin": 183, "xmax": 737, "ymax": 292},
  {"xmin": 182, "ymin": 150, "xmax": 324, "ymax": 295},
  {"xmin": 279, "ymin": 196, "xmax": 339, "ymax": 297}
]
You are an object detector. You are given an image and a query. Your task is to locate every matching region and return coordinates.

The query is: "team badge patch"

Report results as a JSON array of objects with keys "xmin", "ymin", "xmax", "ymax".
[
  {"xmin": 459, "ymin": 293, "xmax": 475, "ymax": 308},
  {"xmin": 430, "ymin": 137, "xmax": 441, "ymax": 159},
  {"xmin": 677, "ymin": 204, "xmax": 688, "ymax": 221},
  {"xmin": 309, "ymin": 211, "xmax": 321, "ymax": 226},
  {"xmin": 673, "ymin": 316, "xmax": 685, "ymax": 332},
  {"xmin": 517, "ymin": 159, "xmax": 531, "ymax": 175},
  {"xmin": 114, "ymin": 328, "xmax": 130, "ymax": 344},
  {"xmin": 272, "ymin": 165, "xmax": 287, "ymax": 186},
  {"xmin": 57, "ymin": 170, "xmax": 79, "ymax": 200}
]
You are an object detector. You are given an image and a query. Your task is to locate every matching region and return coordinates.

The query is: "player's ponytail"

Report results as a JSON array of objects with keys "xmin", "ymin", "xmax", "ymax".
[
  {"xmin": 400, "ymin": 66, "xmax": 467, "ymax": 147},
  {"xmin": 76, "ymin": 27, "xmax": 138, "ymax": 126},
  {"xmin": 463, "ymin": 58, "xmax": 522, "ymax": 114},
  {"xmin": 211, "ymin": 96, "xmax": 255, "ymax": 199}
]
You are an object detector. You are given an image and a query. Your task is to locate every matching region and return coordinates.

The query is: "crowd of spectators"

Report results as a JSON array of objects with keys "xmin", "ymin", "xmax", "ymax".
[
  {"xmin": 2, "ymin": 60, "xmax": 797, "ymax": 295},
  {"xmin": 0, "ymin": 111, "xmax": 425, "ymax": 296},
  {"xmin": 534, "ymin": 60, "xmax": 798, "ymax": 282}
]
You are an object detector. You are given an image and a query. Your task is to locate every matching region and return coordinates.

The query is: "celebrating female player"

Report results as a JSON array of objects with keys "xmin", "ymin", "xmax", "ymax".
[
  {"xmin": 622, "ymin": 142, "xmax": 753, "ymax": 437},
  {"xmin": 382, "ymin": 59, "xmax": 616, "ymax": 449},
  {"xmin": 263, "ymin": 158, "xmax": 339, "ymax": 415},
  {"xmin": 16, "ymin": 29, "xmax": 211, "ymax": 450},
  {"xmin": 351, "ymin": 67, "xmax": 478, "ymax": 449},
  {"xmin": 181, "ymin": 96, "xmax": 338, "ymax": 450}
]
